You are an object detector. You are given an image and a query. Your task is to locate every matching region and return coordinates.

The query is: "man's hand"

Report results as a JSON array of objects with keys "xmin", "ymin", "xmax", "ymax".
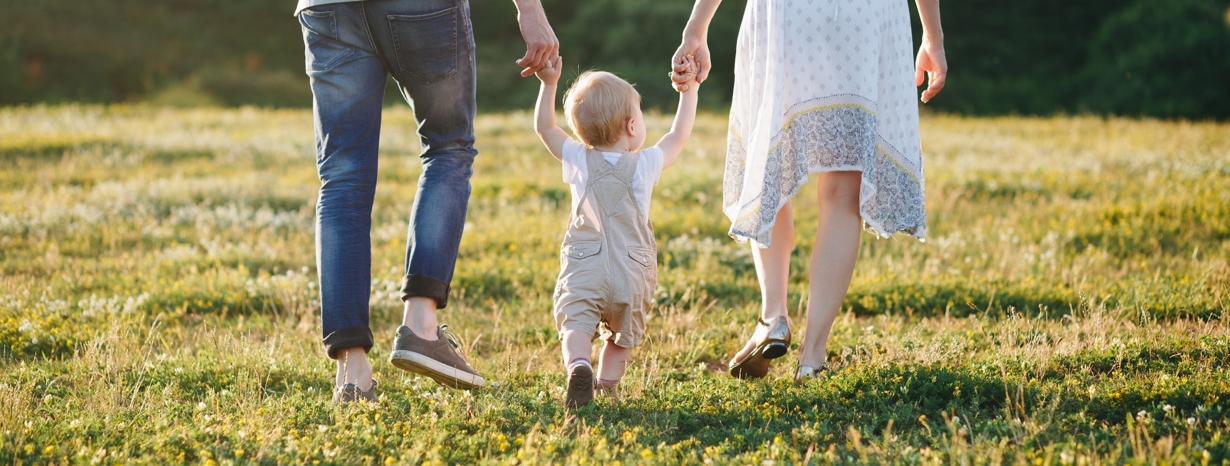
[
  {"xmin": 535, "ymin": 55, "xmax": 563, "ymax": 85},
  {"xmin": 514, "ymin": 1, "xmax": 559, "ymax": 78},
  {"xmin": 914, "ymin": 35, "xmax": 947, "ymax": 103},
  {"xmin": 671, "ymin": 37, "xmax": 711, "ymax": 92}
]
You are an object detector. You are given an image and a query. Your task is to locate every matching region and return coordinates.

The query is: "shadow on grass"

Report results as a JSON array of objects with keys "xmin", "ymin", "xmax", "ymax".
[
  {"xmin": 459, "ymin": 361, "xmax": 1230, "ymax": 460},
  {"xmin": 844, "ymin": 279, "xmax": 1079, "ymax": 319},
  {"xmin": 443, "ymin": 364, "xmax": 1020, "ymax": 457}
]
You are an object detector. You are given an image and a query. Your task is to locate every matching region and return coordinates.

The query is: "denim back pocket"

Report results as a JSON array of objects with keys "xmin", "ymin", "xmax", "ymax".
[
  {"xmin": 388, "ymin": 7, "xmax": 460, "ymax": 84},
  {"xmin": 299, "ymin": 9, "xmax": 354, "ymax": 72}
]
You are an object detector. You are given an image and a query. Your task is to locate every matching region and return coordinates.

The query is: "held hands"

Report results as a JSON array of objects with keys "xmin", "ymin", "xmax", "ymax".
[
  {"xmin": 515, "ymin": 3, "xmax": 560, "ymax": 78},
  {"xmin": 535, "ymin": 55, "xmax": 563, "ymax": 85},
  {"xmin": 670, "ymin": 54, "xmax": 701, "ymax": 92},
  {"xmin": 670, "ymin": 38, "xmax": 711, "ymax": 92},
  {"xmin": 915, "ymin": 35, "xmax": 947, "ymax": 103}
]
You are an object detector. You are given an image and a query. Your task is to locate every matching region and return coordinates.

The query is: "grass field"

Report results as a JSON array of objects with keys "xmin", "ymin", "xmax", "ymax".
[{"xmin": 1, "ymin": 105, "xmax": 1228, "ymax": 464}]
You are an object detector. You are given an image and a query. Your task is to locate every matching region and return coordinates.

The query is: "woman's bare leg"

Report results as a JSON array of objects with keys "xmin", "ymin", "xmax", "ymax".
[
  {"xmin": 732, "ymin": 202, "xmax": 795, "ymax": 362},
  {"xmin": 799, "ymin": 171, "xmax": 862, "ymax": 369}
]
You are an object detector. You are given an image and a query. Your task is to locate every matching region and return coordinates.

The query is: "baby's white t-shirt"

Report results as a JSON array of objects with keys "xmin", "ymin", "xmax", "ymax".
[{"xmin": 560, "ymin": 138, "xmax": 664, "ymax": 217}]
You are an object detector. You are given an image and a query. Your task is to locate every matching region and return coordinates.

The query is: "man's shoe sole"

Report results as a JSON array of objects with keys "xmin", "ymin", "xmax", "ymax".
[{"xmin": 389, "ymin": 350, "xmax": 486, "ymax": 390}]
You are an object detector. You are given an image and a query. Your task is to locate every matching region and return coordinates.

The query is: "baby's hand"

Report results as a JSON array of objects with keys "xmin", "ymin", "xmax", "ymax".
[
  {"xmin": 670, "ymin": 54, "xmax": 700, "ymax": 92},
  {"xmin": 535, "ymin": 55, "xmax": 563, "ymax": 85}
]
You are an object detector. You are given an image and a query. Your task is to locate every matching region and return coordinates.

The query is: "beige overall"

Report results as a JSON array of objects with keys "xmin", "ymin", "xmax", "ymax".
[{"xmin": 553, "ymin": 148, "xmax": 657, "ymax": 348}]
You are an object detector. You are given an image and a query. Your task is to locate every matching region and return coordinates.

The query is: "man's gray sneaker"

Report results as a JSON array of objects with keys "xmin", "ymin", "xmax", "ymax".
[
  {"xmin": 333, "ymin": 380, "xmax": 377, "ymax": 404},
  {"xmin": 388, "ymin": 325, "xmax": 485, "ymax": 390}
]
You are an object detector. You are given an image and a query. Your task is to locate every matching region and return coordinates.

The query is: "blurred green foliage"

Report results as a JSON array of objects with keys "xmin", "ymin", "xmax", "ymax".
[
  {"xmin": 905, "ymin": 0, "xmax": 1230, "ymax": 119},
  {"xmin": 0, "ymin": 0, "xmax": 1227, "ymax": 118},
  {"xmin": 1080, "ymin": 0, "xmax": 1230, "ymax": 119}
]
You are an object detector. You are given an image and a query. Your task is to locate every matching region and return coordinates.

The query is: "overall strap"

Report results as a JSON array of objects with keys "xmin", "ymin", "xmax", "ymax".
[
  {"xmin": 584, "ymin": 147, "xmax": 613, "ymax": 179},
  {"xmin": 609, "ymin": 150, "xmax": 640, "ymax": 185}
]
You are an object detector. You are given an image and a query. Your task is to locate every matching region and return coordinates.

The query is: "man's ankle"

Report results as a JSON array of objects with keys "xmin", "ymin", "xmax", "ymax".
[
  {"xmin": 338, "ymin": 348, "xmax": 374, "ymax": 390},
  {"xmin": 406, "ymin": 322, "xmax": 438, "ymax": 341},
  {"xmin": 402, "ymin": 297, "xmax": 439, "ymax": 340}
]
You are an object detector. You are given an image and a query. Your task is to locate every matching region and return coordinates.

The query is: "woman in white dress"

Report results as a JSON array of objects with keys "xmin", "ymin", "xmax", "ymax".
[{"xmin": 671, "ymin": 0, "xmax": 946, "ymax": 382}]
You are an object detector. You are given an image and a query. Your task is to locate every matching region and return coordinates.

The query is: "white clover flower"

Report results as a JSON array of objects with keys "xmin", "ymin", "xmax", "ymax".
[{"xmin": 1163, "ymin": 404, "xmax": 1173, "ymax": 413}]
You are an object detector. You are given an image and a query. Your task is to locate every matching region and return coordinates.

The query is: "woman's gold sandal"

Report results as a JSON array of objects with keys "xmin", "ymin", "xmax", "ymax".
[
  {"xmin": 728, "ymin": 316, "xmax": 792, "ymax": 379},
  {"xmin": 793, "ymin": 363, "xmax": 830, "ymax": 384}
]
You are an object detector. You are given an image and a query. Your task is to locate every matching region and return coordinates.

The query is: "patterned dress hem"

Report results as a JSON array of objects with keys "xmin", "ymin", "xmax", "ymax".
[{"xmin": 723, "ymin": 98, "xmax": 926, "ymax": 248}]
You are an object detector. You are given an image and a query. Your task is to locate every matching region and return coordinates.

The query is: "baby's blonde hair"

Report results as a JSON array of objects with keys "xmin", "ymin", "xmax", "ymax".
[{"xmin": 563, "ymin": 71, "xmax": 640, "ymax": 148}]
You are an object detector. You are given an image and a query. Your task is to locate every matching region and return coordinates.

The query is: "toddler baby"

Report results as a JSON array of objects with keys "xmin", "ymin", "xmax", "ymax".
[{"xmin": 533, "ymin": 55, "xmax": 700, "ymax": 409}]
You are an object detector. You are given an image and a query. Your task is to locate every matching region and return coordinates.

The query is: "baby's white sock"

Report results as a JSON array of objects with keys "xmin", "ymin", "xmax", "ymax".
[{"xmin": 568, "ymin": 358, "xmax": 592, "ymax": 372}]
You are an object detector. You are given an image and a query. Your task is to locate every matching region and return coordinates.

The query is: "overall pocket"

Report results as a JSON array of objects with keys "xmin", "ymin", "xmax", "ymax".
[
  {"xmin": 561, "ymin": 242, "xmax": 602, "ymax": 261},
  {"xmin": 388, "ymin": 7, "xmax": 460, "ymax": 84},
  {"xmin": 299, "ymin": 9, "xmax": 354, "ymax": 72},
  {"xmin": 627, "ymin": 247, "xmax": 656, "ymax": 268}
]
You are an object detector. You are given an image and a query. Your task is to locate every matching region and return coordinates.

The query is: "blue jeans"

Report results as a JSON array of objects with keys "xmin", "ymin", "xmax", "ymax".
[{"xmin": 299, "ymin": 0, "xmax": 476, "ymax": 358}]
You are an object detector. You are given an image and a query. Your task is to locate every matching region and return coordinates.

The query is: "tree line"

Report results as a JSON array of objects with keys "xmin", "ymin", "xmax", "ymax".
[{"xmin": 1, "ymin": 0, "xmax": 1226, "ymax": 119}]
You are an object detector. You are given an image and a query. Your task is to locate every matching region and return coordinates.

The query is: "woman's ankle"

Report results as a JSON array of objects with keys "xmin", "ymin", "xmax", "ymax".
[
  {"xmin": 760, "ymin": 308, "xmax": 789, "ymax": 321},
  {"xmin": 797, "ymin": 347, "xmax": 828, "ymax": 369}
]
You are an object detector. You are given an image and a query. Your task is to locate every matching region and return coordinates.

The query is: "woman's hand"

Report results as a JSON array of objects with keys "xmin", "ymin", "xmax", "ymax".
[
  {"xmin": 914, "ymin": 36, "xmax": 947, "ymax": 103},
  {"xmin": 671, "ymin": 38, "xmax": 710, "ymax": 92}
]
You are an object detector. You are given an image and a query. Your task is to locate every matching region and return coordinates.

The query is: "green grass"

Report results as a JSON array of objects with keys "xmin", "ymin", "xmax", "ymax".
[{"xmin": 1, "ymin": 105, "xmax": 1228, "ymax": 464}]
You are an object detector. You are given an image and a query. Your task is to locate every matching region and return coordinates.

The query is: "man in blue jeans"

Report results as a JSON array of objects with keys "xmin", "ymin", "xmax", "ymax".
[{"xmin": 296, "ymin": 0, "xmax": 558, "ymax": 402}]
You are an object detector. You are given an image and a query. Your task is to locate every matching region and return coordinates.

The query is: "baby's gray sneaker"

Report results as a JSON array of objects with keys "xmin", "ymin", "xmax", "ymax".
[
  {"xmin": 388, "ymin": 325, "xmax": 486, "ymax": 390},
  {"xmin": 565, "ymin": 364, "xmax": 594, "ymax": 410},
  {"xmin": 333, "ymin": 380, "xmax": 378, "ymax": 404}
]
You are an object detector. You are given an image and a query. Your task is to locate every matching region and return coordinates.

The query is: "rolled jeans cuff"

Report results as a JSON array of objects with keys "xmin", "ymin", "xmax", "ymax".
[
  {"xmin": 322, "ymin": 326, "xmax": 374, "ymax": 359},
  {"xmin": 400, "ymin": 274, "xmax": 451, "ymax": 308}
]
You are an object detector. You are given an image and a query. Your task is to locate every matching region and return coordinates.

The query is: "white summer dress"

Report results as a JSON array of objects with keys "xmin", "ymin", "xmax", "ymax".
[{"xmin": 724, "ymin": 0, "xmax": 926, "ymax": 247}]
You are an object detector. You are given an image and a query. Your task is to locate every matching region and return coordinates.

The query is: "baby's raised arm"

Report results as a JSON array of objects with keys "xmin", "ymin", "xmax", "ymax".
[
  {"xmin": 534, "ymin": 55, "xmax": 569, "ymax": 161},
  {"xmin": 655, "ymin": 55, "xmax": 700, "ymax": 168}
]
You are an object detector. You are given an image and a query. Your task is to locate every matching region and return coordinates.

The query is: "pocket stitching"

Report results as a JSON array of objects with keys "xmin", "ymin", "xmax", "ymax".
[
  {"xmin": 387, "ymin": 7, "xmax": 459, "ymax": 84},
  {"xmin": 627, "ymin": 247, "xmax": 655, "ymax": 268},
  {"xmin": 301, "ymin": 9, "xmax": 335, "ymax": 18},
  {"xmin": 561, "ymin": 242, "xmax": 602, "ymax": 260},
  {"xmin": 300, "ymin": 9, "xmax": 354, "ymax": 72}
]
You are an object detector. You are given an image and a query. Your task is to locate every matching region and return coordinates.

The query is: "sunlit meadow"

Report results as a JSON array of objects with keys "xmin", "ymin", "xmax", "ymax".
[{"xmin": 1, "ymin": 105, "xmax": 1228, "ymax": 464}]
